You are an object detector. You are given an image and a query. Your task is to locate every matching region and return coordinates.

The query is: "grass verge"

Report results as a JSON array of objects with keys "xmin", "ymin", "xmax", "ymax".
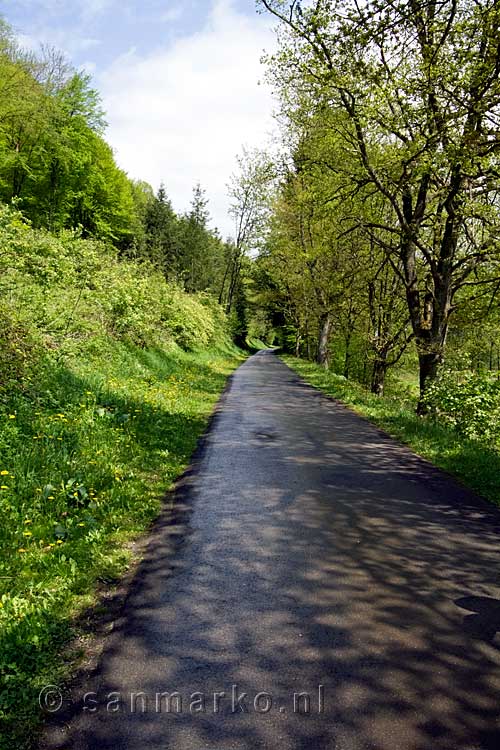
[
  {"xmin": 0, "ymin": 339, "xmax": 245, "ymax": 749},
  {"xmin": 281, "ymin": 355, "xmax": 500, "ymax": 507}
]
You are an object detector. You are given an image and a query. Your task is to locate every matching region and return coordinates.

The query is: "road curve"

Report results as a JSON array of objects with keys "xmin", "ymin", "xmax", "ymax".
[{"xmin": 43, "ymin": 350, "xmax": 500, "ymax": 750}]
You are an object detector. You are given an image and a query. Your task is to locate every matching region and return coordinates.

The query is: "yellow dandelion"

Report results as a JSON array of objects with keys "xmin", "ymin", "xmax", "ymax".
[
  {"xmin": 48, "ymin": 495, "xmax": 55, "ymax": 500},
  {"xmin": 8, "ymin": 414, "xmax": 16, "ymax": 419},
  {"xmin": 24, "ymin": 519, "xmax": 32, "ymax": 525},
  {"xmin": 18, "ymin": 548, "xmax": 27, "ymax": 553},
  {"xmin": 1, "ymin": 485, "xmax": 8, "ymax": 490},
  {"xmin": 0, "ymin": 471, "xmax": 9, "ymax": 476},
  {"xmin": 78, "ymin": 523, "xmax": 85, "ymax": 527},
  {"xmin": 23, "ymin": 531, "xmax": 32, "ymax": 537},
  {"xmin": 56, "ymin": 540, "xmax": 63, "ymax": 545}
]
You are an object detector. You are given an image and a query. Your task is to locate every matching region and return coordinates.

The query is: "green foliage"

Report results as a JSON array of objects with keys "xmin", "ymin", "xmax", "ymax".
[
  {"xmin": 423, "ymin": 372, "xmax": 500, "ymax": 443},
  {"xmin": 0, "ymin": 19, "xmax": 236, "ymax": 297},
  {"xmin": 0, "ymin": 340, "xmax": 244, "ymax": 749},
  {"xmin": 258, "ymin": 0, "xmax": 500, "ymax": 405},
  {"xmin": 0, "ymin": 203, "xmax": 229, "ymax": 354},
  {"xmin": 0, "ymin": 19, "xmax": 246, "ymax": 750},
  {"xmin": 0, "ymin": 199, "xmax": 243, "ymax": 747}
]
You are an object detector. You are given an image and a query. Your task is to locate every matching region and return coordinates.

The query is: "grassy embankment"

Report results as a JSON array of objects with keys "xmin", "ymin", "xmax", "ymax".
[
  {"xmin": 0, "ymin": 204, "xmax": 245, "ymax": 748},
  {"xmin": 281, "ymin": 355, "xmax": 500, "ymax": 507}
]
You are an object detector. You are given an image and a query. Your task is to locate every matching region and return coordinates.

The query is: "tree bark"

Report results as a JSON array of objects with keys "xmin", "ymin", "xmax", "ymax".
[
  {"xmin": 416, "ymin": 346, "xmax": 443, "ymax": 414},
  {"xmin": 343, "ymin": 329, "xmax": 352, "ymax": 379},
  {"xmin": 317, "ymin": 312, "xmax": 332, "ymax": 368},
  {"xmin": 371, "ymin": 358, "xmax": 387, "ymax": 396},
  {"xmin": 294, "ymin": 331, "xmax": 302, "ymax": 357}
]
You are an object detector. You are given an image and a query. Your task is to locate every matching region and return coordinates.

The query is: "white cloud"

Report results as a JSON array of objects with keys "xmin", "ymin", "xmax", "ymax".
[{"xmin": 97, "ymin": 0, "xmax": 276, "ymax": 237}]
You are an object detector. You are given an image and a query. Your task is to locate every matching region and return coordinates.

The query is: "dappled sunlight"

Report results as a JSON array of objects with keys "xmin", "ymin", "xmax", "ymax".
[{"xmin": 43, "ymin": 352, "xmax": 500, "ymax": 750}]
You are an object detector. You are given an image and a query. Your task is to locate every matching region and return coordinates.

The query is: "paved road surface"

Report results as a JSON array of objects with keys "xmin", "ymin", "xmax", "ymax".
[{"xmin": 43, "ymin": 351, "xmax": 500, "ymax": 750}]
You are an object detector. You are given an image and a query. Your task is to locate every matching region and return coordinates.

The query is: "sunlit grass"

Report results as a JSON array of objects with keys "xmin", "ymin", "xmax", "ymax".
[{"xmin": 0, "ymin": 338, "xmax": 244, "ymax": 749}]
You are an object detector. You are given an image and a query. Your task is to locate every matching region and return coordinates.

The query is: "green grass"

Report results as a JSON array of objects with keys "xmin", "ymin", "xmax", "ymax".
[
  {"xmin": 0, "ymin": 338, "xmax": 245, "ymax": 749},
  {"xmin": 281, "ymin": 355, "xmax": 500, "ymax": 507},
  {"xmin": 245, "ymin": 336, "xmax": 271, "ymax": 351}
]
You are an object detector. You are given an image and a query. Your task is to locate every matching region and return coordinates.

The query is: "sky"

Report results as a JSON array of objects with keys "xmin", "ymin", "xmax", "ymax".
[{"xmin": 0, "ymin": 0, "xmax": 277, "ymax": 237}]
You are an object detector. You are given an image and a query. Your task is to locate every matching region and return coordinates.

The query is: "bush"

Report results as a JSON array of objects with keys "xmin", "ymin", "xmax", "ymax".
[
  {"xmin": 0, "ymin": 204, "xmax": 229, "ymax": 365},
  {"xmin": 423, "ymin": 370, "xmax": 500, "ymax": 443}
]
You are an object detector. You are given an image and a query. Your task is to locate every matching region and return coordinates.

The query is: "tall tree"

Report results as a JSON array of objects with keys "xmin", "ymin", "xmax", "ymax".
[
  {"xmin": 259, "ymin": 0, "xmax": 500, "ymax": 410},
  {"xmin": 222, "ymin": 148, "xmax": 274, "ymax": 313}
]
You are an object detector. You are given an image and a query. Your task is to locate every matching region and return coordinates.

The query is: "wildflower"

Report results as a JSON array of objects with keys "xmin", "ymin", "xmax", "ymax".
[
  {"xmin": 23, "ymin": 531, "xmax": 32, "ymax": 537},
  {"xmin": 8, "ymin": 415, "xmax": 16, "ymax": 419},
  {"xmin": 18, "ymin": 548, "xmax": 27, "ymax": 553},
  {"xmin": 48, "ymin": 495, "xmax": 55, "ymax": 500},
  {"xmin": 24, "ymin": 519, "xmax": 32, "ymax": 525},
  {"xmin": 1, "ymin": 486, "xmax": 8, "ymax": 490},
  {"xmin": 78, "ymin": 523, "xmax": 85, "ymax": 527},
  {"xmin": 0, "ymin": 471, "xmax": 9, "ymax": 476},
  {"xmin": 56, "ymin": 540, "xmax": 63, "ymax": 545}
]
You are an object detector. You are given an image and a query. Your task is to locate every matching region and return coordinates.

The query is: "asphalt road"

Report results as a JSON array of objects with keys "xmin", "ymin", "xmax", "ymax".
[{"xmin": 43, "ymin": 351, "xmax": 500, "ymax": 750}]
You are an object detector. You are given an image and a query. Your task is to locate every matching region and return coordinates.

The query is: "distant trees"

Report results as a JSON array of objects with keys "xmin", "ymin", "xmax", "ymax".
[
  {"xmin": 222, "ymin": 148, "xmax": 274, "ymax": 315},
  {"xmin": 0, "ymin": 17, "xmax": 240, "ymax": 323}
]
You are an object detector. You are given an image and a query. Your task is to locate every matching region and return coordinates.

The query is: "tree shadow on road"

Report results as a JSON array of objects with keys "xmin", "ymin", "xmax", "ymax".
[{"xmin": 41, "ymin": 353, "xmax": 500, "ymax": 750}]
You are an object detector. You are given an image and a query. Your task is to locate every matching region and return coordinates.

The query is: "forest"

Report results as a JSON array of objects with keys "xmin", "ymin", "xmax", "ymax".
[
  {"xmin": 1, "ymin": 1, "xmax": 500, "ymax": 746},
  {"xmin": 248, "ymin": 0, "xmax": 500, "ymax": 431}
]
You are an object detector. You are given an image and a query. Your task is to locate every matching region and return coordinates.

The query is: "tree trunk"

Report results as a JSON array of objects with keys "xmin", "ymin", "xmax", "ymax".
[
  {"xmin": 371, "ymin": 358, "xmax": 387, "ymax": 396},
  {"xmin": 317, "ymin": 312, "xmax": 332, "ymax": 369},
  {"xmin": 400, "ymin": 233, "xmax": 452, "ymax": 414},
  {"xmin": 294, "ymin": 331, "xmax": 302, "ymax": 358},
  {"xmin": 416, "ymin": 342, "xmax": 444, "ymax": 415},
  {"xmin": 343, "ymin": 330, "xmax": 352, "ymax": 379}
]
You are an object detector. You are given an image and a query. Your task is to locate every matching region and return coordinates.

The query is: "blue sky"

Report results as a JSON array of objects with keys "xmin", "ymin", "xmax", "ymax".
[{"xmin": 0, "ymin": 0, "xmax": 276, "ymax": 236}]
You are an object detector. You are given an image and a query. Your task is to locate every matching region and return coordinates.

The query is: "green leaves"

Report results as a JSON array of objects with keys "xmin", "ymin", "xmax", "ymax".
[{"xmin": 423, "ymin": 371, "xmax": 500, "ymax": 443}]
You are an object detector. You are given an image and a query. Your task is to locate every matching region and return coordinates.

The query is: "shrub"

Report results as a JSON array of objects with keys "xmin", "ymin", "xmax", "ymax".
[
  {"xmin": 423, "ymin": 370, "xmax": 500, "ymax": 443},
  {"xmin": 0, "ymin": 203, "xmax": 229, "ymax": 359}
]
